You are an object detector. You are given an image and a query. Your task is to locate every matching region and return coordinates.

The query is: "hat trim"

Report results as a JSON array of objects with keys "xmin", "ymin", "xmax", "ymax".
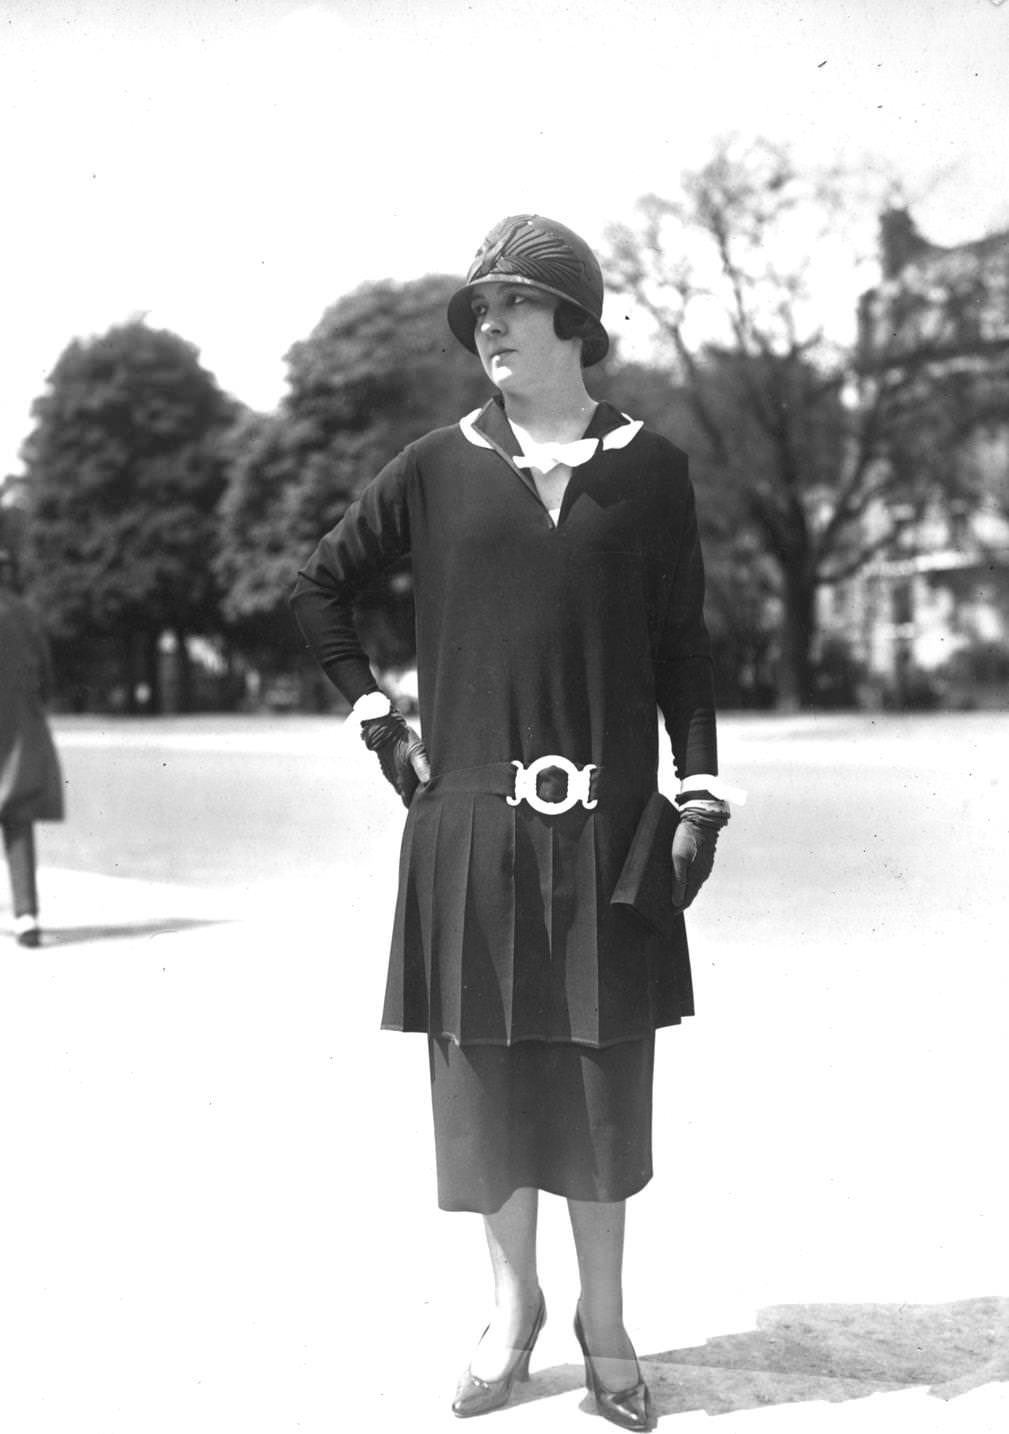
[{"xmin": 456, "ymin": 272, "xmax": 604, "ymax": 321}]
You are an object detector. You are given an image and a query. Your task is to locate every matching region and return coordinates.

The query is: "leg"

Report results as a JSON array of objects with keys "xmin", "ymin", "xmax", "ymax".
[
  {"xmin": 468, "ymin": 1186, "xmax": 542, "ymax": 1381},
  {"xmin": 568, "ymin": 1196, "xmax": 639, "ymax": 1391},
  {"xmin": 3, "ymin": 820, "xmax": 39, "ymax": 918}
]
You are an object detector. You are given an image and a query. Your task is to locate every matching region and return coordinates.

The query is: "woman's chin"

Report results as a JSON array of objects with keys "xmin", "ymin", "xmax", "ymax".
[
  {"xmin": 490, "ymin": 365, "xmax": 523, "ymax": 394},
  {"xmin": 489, "ymin": 354, "xmax": 518, "ymax": 381}
]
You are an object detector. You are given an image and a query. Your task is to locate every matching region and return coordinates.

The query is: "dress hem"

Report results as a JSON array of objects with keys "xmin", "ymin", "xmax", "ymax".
[{"xmin": 436, "ymin": 1168, "xmax": 655, "ymax": 1215}]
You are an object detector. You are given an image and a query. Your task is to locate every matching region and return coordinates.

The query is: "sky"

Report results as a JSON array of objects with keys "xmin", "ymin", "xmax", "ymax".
[{"xmin": 2, "ymin": 0, "xmax": 1009, "ymax": 478}]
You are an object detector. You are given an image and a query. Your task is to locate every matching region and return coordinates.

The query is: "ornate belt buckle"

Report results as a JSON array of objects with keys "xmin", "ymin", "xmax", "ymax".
[{"xmin": 506, "ymin": 754, "xmax": 598, "ymax": 815}]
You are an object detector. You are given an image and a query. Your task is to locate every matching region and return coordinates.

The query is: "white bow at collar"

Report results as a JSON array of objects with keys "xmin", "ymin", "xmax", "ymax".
[{"xmin": 513, "ymin": 438, "xmax": 599, "ymax": 474}]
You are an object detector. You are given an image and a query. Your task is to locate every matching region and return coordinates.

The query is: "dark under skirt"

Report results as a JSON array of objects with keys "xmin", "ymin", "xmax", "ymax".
[{"xmin": 428, "ymin": 1034, "xmax": 656, "ymax": 1214}]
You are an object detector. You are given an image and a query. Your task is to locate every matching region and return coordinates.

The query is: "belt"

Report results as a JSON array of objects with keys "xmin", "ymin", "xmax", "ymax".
[{"xmin": 428, "ymin": 756, "xmax": 602, "ymax": 816}]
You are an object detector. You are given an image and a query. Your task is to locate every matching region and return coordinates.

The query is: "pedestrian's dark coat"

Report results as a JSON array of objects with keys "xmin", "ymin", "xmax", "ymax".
[
  {"xmin": 0, "ymin": 593, "xmax": 64, "ymax": 825},
  {"xmin": 291, "ymin": 399, "xmax": 717, "ymax": 1048}
]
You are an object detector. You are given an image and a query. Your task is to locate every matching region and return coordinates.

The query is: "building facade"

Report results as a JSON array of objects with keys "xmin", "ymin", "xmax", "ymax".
[{"xmin": 832, "ymin": 209, "xmax": 1009, "ymax": 706}]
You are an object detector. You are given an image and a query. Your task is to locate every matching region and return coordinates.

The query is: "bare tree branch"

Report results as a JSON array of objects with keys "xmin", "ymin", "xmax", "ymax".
[{"xmin": 603, "ymin": 138, "xmax": 1004, "ymax": 706}]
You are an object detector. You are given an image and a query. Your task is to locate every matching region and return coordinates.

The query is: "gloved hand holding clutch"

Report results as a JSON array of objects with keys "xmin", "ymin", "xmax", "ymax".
[
  {"xmin": 360, "ymin": 708, "xmax": 431, "ymax": 807},
  {"xmin": 672, "ymin": 799, "xmax": 730, "ymax": 911}
]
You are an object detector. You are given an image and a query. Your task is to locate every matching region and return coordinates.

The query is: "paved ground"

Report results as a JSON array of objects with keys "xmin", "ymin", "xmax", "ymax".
[{"xmin": 1, "ymin": 714, "xmax": 1007, "ymax": 1432}]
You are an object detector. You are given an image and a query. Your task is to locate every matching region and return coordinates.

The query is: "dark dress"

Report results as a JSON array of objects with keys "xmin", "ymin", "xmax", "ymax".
[
  {"xmin": 291, "ymin": 398, "xmax": 717, "ymax": 1210},
  {"xmin": 0, "ymin": 593, "xmax": 64, "ymax": 827}
]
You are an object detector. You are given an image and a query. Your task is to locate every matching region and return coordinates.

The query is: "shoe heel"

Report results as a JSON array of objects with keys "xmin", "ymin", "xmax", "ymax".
[
  {"xmin": 581, "ymin": 1353, "xmax": 595, "ymax": 1394},
  {"xmin": 574, "ymin": 1307, "xmax": 652, "ymax": 1431}
]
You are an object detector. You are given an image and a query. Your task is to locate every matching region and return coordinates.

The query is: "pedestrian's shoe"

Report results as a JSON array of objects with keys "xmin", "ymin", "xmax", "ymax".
[
  {"xmin": 452, "ymin": 1290, "xmax": 547, "ymax": 1418},
  {"xmin": 574, "ymin": 1306, "xmax": 653, "ymax": 1431},
  {"xmin": 14, "ymin": 915, "xmax": 40, "ymax": 948}
]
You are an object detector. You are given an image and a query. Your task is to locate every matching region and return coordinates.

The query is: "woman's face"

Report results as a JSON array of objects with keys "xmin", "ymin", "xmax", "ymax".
[{"xmin": 470, "ymin": 283, "xmax": 570, "ymax": 391}]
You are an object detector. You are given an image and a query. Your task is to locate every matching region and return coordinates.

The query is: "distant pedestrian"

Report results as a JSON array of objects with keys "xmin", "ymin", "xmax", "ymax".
[
  {"xmin": 0, "ymin": 548, "xmax": 64, "ymax": 947},
  {"xmin": 292, "ymin": 215, "xmax": 742, "ymax": 1428}
]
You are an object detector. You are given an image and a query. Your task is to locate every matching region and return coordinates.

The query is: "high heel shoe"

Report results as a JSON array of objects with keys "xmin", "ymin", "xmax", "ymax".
[
  {"xmin": 14, "ymin": 915, "xmax": 41, "ymax": 948},
  {"xmin": 574, "ymin": 1306, "xmax": 653, "ymax": 1431},
  {"xmin": 452, "ymin": 1290, "xmax": 547, "ymax": 1418}
]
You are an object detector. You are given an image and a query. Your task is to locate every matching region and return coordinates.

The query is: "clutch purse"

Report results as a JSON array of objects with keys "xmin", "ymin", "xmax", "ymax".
[{"xmin": 610, "ymin": 791, "xmax": 680, "ymax": 938}]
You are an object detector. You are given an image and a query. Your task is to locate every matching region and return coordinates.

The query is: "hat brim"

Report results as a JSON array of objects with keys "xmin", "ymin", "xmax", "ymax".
[{"xmin": 447, "ymin": 274, "xmax": 609, "ymax": 367}]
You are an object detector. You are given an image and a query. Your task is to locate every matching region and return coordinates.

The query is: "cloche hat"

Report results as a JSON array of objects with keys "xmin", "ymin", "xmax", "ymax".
[{"xmin": 447, "ymin": 214, "xmax": 610, "ymax": 367}]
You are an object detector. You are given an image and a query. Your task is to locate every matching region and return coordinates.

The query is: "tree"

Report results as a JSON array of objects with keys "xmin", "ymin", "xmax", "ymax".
[
  {"xmin": 0, "ymin": 487, "xmax": 28, "ymax": 572},
  {"xmin": 593, "ymin": 359, "xmax": 779, "ymax": 706},
  {"xmin": 605, "ymin": 140, "xmax": 994, "ymax": 708},
  {"xmin": 216, "ymin": 274, "xmax": 489, "ymax": 688},
  {"xmin": 21, "ymin": 321, "xmax": 235, "ymax": 711}
]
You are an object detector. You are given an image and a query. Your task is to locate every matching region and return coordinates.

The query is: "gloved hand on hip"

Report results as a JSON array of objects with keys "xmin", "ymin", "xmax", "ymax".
[
  {"xmin": 672, "ymin": 799, "xmax": 730, "ymax": 911},
  {"xmin": 360, "ymin": 708, "xmax": 430, "ymax": 807}
]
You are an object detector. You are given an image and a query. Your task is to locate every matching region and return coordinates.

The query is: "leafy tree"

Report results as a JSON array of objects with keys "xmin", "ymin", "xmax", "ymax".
[
  {"xmin": 21, "ymin": 321, "xmax": 235, "ymax": 711},
  {"xmin": 0, "ymin": 489, "xmax": 27, "ymax": 573},
  {"xmin": 605, "ymin": 139, "xmax": 994, "ymax": 708},
  {"xmin": 217, "ymin": 274, "xmax": 489, "ymax": 688}
]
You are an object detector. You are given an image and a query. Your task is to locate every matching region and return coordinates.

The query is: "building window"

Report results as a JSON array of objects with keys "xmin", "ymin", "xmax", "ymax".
[{"xmin": 892, "ymin": 580, "xmax": 914, "ymax": 629}]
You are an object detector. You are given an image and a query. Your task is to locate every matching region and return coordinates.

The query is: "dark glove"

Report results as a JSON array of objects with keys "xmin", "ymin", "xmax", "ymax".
[
  {"xmin": 360, "ymin": 708, "xmax": 431, "ymax": 807},
  {"xmin": 672, "ymin": 800, "xmax": 730, "ymax": 911}
]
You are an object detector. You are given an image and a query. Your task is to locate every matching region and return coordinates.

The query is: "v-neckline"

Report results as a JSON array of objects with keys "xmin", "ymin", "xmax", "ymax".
[{"xmin": 472, "ymin": 400, "xmax": 605, "ymax": 528}]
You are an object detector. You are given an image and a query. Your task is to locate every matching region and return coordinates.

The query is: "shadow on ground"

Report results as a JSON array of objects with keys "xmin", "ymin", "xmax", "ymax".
[
  {"xmin": 38, "ymin": 917, "xmax": 231, "ymax": 947},
  {"xmin": 516, "ymin": 1297, "xmax": 1009, "ymax": 1418}
]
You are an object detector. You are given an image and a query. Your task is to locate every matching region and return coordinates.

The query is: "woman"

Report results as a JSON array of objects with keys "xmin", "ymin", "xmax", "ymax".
[
  {"xmin": 0, "ymin": 547, "xmax": 64, "ymax": 948},
  {"xmin": 291, "ymin": 215, "xmax": 739, "ymax": 1428}
]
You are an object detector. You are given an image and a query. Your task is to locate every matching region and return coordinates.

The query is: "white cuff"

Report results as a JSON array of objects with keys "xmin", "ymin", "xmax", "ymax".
[
  {"xmin": 352, "ymin": 691, "xmax": 393, "ymax": 721},
  {"xmin": 678, "ymin": 773, "xmax": 747, "ymax": 806},
  {"xmin": 343, "ymin": 690, "xmax": 392, "ymax": 742}
]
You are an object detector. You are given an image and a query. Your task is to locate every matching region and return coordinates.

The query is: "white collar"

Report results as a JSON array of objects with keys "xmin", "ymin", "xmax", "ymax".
[{"xmin": 459, "ymin": 407, "xmax": 643, "ymax": 461}]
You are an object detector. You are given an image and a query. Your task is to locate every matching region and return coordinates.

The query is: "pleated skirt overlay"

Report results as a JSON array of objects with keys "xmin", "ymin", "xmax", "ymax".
[
  {"xmin": 429, "ymin": 1034, "xmax": 656, "ymax": 1213},
  {"xmin": 383, "ymin": 787, "xmax": 693, "ymax": 1047}
]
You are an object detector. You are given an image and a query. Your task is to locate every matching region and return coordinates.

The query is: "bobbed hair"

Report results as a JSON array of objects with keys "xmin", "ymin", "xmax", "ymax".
[{"xmin": 553, "ymin": 299, "xmax": 604, "ymax": 355}]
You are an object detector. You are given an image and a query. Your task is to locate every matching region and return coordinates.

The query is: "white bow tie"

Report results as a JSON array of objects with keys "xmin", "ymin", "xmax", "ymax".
[{"xmin": 513, "ymin": 437, "xmax": 599, "ymax": 474}]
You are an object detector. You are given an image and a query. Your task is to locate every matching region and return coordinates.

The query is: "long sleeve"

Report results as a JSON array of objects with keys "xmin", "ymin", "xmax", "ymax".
[
  {"xmin": 290, "ymin": 446, "xmax": 413, "ymax": 705},
  {"xmin": 652, "ymin": 473, "xmax": 718, "ymax": 780}
]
